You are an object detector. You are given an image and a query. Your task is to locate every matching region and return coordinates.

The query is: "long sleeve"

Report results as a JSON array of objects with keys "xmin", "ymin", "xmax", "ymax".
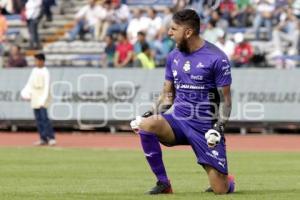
[
  {"xmin": 75, "ymin": 6, "xmax": 88, "ymax": 20},
  {"xmin": 26, "ymin": 67, "xmax": 51, "ymax": 109},
  {"xmin": 21, "ymin": 69, "xmax": 34, "ymax": 100},
  {"xmin": 39, "ymin": 68, "xmax": 50, "ymax": 106}
]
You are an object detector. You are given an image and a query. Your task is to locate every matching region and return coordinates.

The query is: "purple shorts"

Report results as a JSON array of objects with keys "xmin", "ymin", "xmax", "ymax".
[{"xmin": 161, "ymin": 113, "xmax": 228, "ymax": 175}]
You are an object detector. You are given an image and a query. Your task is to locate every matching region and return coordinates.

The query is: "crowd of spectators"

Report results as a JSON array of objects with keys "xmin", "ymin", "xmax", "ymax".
[
  {"xmin": 0, "ymin": 0, "xmax": 56, "ymax": 68},
  {"xmin": 65, "ymin": 0, "xmax": 175, "ymax": 68},
  {"xmin": 0, "ymin": 0, "xmax": 299, "ymax": 69},
  {"xmin": 91, "ymin": 0, "xmax": 300, "ymax": 68}
]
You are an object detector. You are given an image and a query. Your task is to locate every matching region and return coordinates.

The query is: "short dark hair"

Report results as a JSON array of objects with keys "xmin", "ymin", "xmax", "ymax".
[
  {"xmin": 119, "ymin": 31, "xmax": 127, "ymax": 38},
  {"xmin": 148, "ymin": 7, "xmax": 157, "ymax": 15},
  {"xmin": 208, "ymin": 19, "xmax": 217, "ymax": 27},
  {"xmin": 141, "ymin": 42, "xmax": 150, "ymax": 52},
  {"xmin": 34, "ymin": 53, "xmax": 45, "ymax": 61},
  {"xmin": 106, "ymin": 34, "xmax": 113, "ymax": 40},
  {"xmin": 172, "ymin": 9, "xmax": 200, "ymax": 35},
  {"xmin": 137, "ymin": 31, "xmax": 146, "ymax": 37},
  {"xmin": 13, "ymin": 44, "xmax": 21, "ymax": 51}
]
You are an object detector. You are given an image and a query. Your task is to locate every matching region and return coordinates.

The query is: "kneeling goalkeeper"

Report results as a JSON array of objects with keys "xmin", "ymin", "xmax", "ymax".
[{"xmin": 130, "ymin": 9, "xmax": 235, "ymax": 195}]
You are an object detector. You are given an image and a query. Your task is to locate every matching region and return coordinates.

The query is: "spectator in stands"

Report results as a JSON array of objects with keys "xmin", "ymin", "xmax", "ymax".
[
  {"xmin": 0, "ymin": 0, "xmax": 14, "ymax": 14},
  {"xmin": 12, "ymin": 0, "xmax": 24, "ymax": 14},
  {"xmin": 145, "ymin": 7, "xmax": 162, "ymax": 42},
  {"xmin": 0, "ymin": 7, "xmax": 7, "ymax": 38},
  {"xmin": 67, "ymin": 0, "xmax": 106, "ymax": 41},
  {"xmin": 0, "ymin": 8, "xmax": 7, "ymax": 68},
  {"xmin": 126, "ymin": 8, "xmax": 148, "ymax": 44},
  {"xmin": 135, "ymin": 42, "xmax": 156, "ymax": 70},
  {"xmin": 134, "ymin": 31, "xmax": 148, "ymax": 54},
  {"xmin": 231, "ymin": 32, "xmax": 254, "ymax": 68},
  {"xmin": 7, "ymin": 44, "xmax": 27, "ymax": 67},
  {"xmin": 95, "ymin": 0, "xmax": 113, "ymax": 41},
  {"xmin": 104, "ymin": 34, "xmax": 115, "ymax": 68},
  {"xmin": 210, "ymin": 10, "xmax": 228, "ymax": 30},
  {"xmin": 106, "ymin": 0, "xmax": 130, "ymax": 36},
  {"xmin": 41, "ymin": 0, "xmax": 56, "ymax": 22},
  {"xmin": 202, "ymin": 20, "xmax": 223, "ymax": 44},
  {"xmin": 25, "ymin": 0, "xmax": 42, "ymax": 49},
  {"xmin": 253, "ymin": 0, "xmax": 275, "ymax": 40},
  {"xmin": 236, "ymin": 0, "xmax": 251, "ymax": 11},
  {"xmin": 234, "ymin": 0, "xmax": 254, "ymax": 27},
  {"xmin": 134, "ymin": 31, "xmax": 160, "ymax": 66},
  {"xmin": 152, "ymin": 7, "xmax": 175, "ymax": 66},
  {"xmin": 275, "ymin": 0, "xmax": 289, "ymax": 8},
  {"xmin": 218, "ymin": 0, "xmax": 237, "ymax": 26},
  {"xmin": 114, "ymin": 31, "xmax": 133, "ymax": 68},
  {"xmin": 293, "ymin": 0, "xmax": 300, "ymax": 19},
  {"xmin": 272, "ymin": 8, "xmax": 299, "ymax": 56},
  {"xmin": 188, "ymin": 0, "xmax": 204, "ymax": 16},
  {"xmin": 215, "ymin": 30, "xmax": 235, "ymax": 59},
  {"xmin": 151, "ymin": 32, "xmax": 175, "ymax": 67},
  {"xmin": 173, "ymin": 0, "xmax": 189, "ymax": 12},
  {"xmin": 21, "ymin": 53, "xmax": 56, "ymax": 146},
  {"xmin": 161, "ymin": 7, "xmax": 173, "ymax": 30}
]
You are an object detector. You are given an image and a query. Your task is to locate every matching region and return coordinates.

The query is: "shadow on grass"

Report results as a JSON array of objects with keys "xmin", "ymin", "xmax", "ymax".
[
  {"xmin": 232, "ymin": 189, "xmax": 300, "ymax": 195},
  {"xmin": 169, "ymin": 188, "xmax": 300, "ymax": 196},
  {"xmin": 7, "ymin": 189, "xmax": 300, "ymax": 200}
]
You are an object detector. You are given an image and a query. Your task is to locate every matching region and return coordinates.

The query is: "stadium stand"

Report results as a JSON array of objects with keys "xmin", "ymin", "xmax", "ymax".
[
  {"xmin": 1, "ymin": 0, "xmax": 300, "ymax": 133},
  {"xmin": 0, "ymin": 0, "xmax": 299, "ymax": 68}
]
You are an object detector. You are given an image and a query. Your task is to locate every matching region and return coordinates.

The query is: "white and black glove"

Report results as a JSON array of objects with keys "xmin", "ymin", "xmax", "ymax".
[
  {"xmin": 130, "ymin": 116, "xmax": 143, "ymax": 133},
  {"xmin": 130, "ymin": 110, "xmax": 154, "ymax": 133},
  {"xmin": 130, "ymin": 105, "xmax": 172, "ymax": 134},
  {"xmin": 205, "ymin": 123, "xmax": 225, "ymax": 148}
]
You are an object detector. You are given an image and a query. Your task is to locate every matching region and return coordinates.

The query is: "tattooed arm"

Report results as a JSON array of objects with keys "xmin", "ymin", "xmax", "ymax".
[
  {"xmin": 155, "ymin": 80, "xmax": 175, "ymax": 113},
  {"xmin": 143, "ymin": 80, "xmax": 175, "ymax": 117},
  {"xmin": 130, "ymin": 80, "xmax": 175, "ymax": 132},
  {"xmin": 205, "ymin": 85, "xmax": 232, "ymax": 147},
  {"xmin": 214, "ymin": 85, "xmax": 232, "ymax": 133}
]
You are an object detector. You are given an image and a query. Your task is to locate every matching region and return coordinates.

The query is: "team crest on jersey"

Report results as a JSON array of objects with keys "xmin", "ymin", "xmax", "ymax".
[{"xmin": 183, "ymin": 61, "xmax": 191, "ymax": 73}]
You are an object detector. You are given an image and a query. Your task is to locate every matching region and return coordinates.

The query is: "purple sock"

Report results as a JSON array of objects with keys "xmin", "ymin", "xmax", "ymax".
[
  {"xmin": 227, "ymin": 179, "xmax": 235, "ymax": 194},
  {"xmin": 139, "ymin": 130, "xmax": 169, "ymax": 184}
]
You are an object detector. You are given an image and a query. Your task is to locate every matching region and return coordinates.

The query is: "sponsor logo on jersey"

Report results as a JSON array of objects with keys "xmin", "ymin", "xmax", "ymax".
[
  {"xmin": 175, "ymin": 84, "xmax": 205, "ymax": 90},
  {"xmin": 191, "ymin": 75, "xmax": 203, "ymax": 81},
  {"xmin": 196, "ymin": 62, "xmax": 205, "ymax": 68}
]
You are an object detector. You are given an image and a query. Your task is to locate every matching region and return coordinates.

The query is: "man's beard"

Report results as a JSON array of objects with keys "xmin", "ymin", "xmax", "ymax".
[{"xmin": 177, "ymin": 38, "xmax": 190, "ymax": 53}]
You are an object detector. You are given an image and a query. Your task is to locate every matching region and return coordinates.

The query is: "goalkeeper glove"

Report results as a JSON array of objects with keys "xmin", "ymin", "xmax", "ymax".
[{"xmin": 205, "ymin": 122, "xmax": 224, "ymax": 148}]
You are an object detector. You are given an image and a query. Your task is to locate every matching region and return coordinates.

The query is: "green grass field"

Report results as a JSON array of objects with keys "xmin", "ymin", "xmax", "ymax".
[{"xmin": 0, "ymin": 148, "xmax": 299, "ymax": 200}]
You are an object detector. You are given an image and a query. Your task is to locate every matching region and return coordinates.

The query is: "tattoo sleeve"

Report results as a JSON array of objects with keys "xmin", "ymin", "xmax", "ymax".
[
  {"xmin": 217, "ymin": 86, "xmax": 232, "ymax": 126},
  {"xmin": 153, "ymin": 81, "xmax": 175, "ymax": 114}
]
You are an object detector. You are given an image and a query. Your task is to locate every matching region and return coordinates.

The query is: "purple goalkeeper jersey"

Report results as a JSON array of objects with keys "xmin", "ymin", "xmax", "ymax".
[{"xmin": 165, "ymin": 41, "xmax": 232, "ymax": 127}]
